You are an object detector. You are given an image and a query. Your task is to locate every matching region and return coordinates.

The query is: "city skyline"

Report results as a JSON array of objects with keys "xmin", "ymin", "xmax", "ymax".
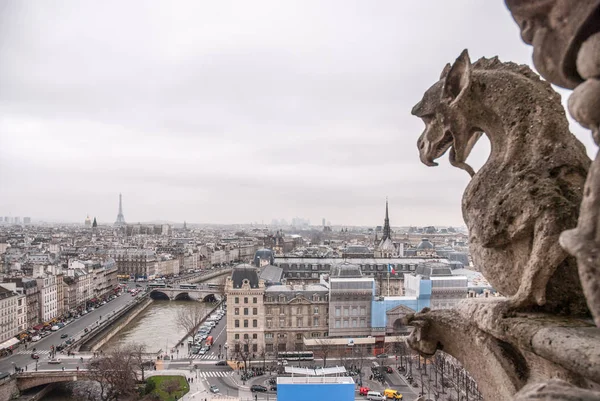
[{"xmin": 1, "ymin": 1, "xmax": 596, "ymax": 227}]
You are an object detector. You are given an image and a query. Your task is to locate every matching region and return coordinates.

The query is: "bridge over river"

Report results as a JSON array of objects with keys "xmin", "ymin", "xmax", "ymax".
[{"xmin": 148, "ymin": 283, "xmax": 225, "ymax": 302}]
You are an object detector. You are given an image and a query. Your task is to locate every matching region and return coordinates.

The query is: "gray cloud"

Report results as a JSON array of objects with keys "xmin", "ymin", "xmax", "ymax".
[{"xmin": 0, "ymin": 1, "xmax": 596, "ymax": 227}]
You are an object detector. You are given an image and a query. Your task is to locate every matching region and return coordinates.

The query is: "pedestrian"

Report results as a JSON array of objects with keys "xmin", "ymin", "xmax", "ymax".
[{"xmin": 25, "ymin": 366, "xmax": 27, "ymax": 371}]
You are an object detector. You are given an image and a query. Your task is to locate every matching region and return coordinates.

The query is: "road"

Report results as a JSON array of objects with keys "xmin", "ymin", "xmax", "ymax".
[{"xmin": 0, "ymin": 288, "xmax": 139, "ymax": 373}]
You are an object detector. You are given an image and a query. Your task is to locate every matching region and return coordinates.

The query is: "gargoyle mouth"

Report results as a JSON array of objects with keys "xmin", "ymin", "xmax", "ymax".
[{"xmin": 421, "ymin": 130, "xmax": 453, "ymax": 167}]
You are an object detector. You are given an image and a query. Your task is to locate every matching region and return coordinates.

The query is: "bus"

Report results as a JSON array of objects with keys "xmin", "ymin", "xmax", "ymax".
[
  {"xmin": 179, "ymin": 283, "xmax": 198, "ymax": 290},
  {"xmin": 207, "ymin": 283, "xmax": 222, "ymax": 289},
  {"xmin": 148, "ymin": 282, "xmax": 166, "ymax": 289},
  {"xmin": 117, "ymin": 275, "xmax": 130, "ymax": 281},
  {"xmin": 277, "ymin": 351, "xmax": 314, "ymax": 361}
]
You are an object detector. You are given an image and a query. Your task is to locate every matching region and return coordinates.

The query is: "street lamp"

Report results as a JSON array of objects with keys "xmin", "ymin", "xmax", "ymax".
[{"xmin": 224, "ymin": 343, "xmax": 228, "ymax": 361}]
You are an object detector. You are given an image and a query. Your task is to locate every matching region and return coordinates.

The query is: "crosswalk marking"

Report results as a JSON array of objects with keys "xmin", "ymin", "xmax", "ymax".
[
  {"xmin": 196, "ymin": 371, "xmax": 233, "ymax": 378},
  {"xmin": 16, "ymin": 350, "xmax": 50, "ymax": 355},
  {"xmin": 189, "ymin": 353, "xmax": 218, "ymax": 360}
]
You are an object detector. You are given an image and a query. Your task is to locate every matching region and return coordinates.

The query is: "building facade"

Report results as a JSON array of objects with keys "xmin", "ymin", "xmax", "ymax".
[
  {"xmin": 327, "ymin": 263, "xmax": 375, "ymax": 338},
  {"xmin": 263, "ymin": 283, "xmax": 329, "ymax": 354},
  {"xmin": 0, "ymin": 285, "xmax": 18, "ymax": 345},
  {"xmin": 225, "ymin": 266, "xmax": 266, "ymax": 358}
]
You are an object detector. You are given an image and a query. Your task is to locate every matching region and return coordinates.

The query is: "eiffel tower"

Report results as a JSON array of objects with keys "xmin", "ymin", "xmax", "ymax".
[{"xmin": 114, "ymin": 193, "xmax": 126, "ymax": 226}]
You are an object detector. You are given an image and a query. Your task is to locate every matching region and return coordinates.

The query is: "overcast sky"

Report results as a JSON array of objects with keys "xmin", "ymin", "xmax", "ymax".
[{"xmin": 0, "ymin": 1, "xmax": 596, "ymax": 227}]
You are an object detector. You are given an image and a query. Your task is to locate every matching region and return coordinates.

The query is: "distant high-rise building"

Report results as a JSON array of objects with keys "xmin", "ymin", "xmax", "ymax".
[
  {"xmin": 23, "ymin": 217, "xmax": 31, "ymax": 225},
  {"xmin": 14, "ymin": 217, "xmax": 21, "ymax": 224},
  {"xmin": 84, "ymin": 215, "xmax": 92, "ymax": 228},
  {"xmin": 114, "ymin": 193, "xmax": 126, "ymax": 226},
  {"xmin": 322, "ymin": 218, "xmax": 326, "ymax": 226}
]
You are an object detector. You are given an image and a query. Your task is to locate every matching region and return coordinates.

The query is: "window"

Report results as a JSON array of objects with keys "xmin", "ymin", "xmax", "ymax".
[
  {"xmin": 297, "ymin": 317, "xmax": 302, "ymax": 327},
  {"xmin": 313, "ymin": 306, "xmax": 319, "ymax": 314},
  {"xmin": 360, "ymin": 319, "xmax": 366, "ymax": 327},
  {"xmin": 244, "ymin": 334, "xmax": 249, "ymax": 339},
  {"xmin": 335, "ymin": 307, "xmax": 341, "ymax": 317},
  {"xmin": 335, "ymin": 320, "xmax": 341, "ymax": 328},
  {"xmin": 296, "ymin": 307, "xmax": 302, "ymax": 314},
  {"xmin": 352, "ymin": 307, "xmax": 357, "ymax": 316},
  {"xmin": 235, "ymin": 297, "xmax": 239, "ymax": 304},
  {"xmin": 279, "ymin": 318, "xmax": 285, "ymax": 327},
  {"xmin": 343, "ymin": 320, "xmax": 349, "ymax": 328},
  {"xmin": 266, "ymin": 319, "xmax": 272, "ymax": 328},
  {"xmin": 244, "ymin": 320, "xmax": 248, "ymax": 328},
  {"xmin": 244, "ymin": 297, "xmax": 248, "ymax": 303},
  {"xmin": 360, "ymin": 306, "xmax": 366, "ymax": 316},
  {"xmin": 253, "ymin": 308, "xmax": 258, "ymax": 315},
  {"xmin": 244, "ymin": 308, "xmax": 249, "ymax": 315},
  {"xmin": 235, "ymin": 334, "xmax": 239, "ymax": 340},
  {"xmin": 253, "ymin": 344, "xmax": 258, "ymax": 352},
  {"xmin": 311, "ymin": 332, "xmax": 320, "ymax": 338},
  {"xmin": 253, "ymin": 319, "xmax": 258, "ymax": 328},
  {"xmin": 234, "ymin": 308, "xmax": 239, "ymax": 315},
  {"xmin": 266, "ymin": 344, "xmax": 273, "ymax": 352},
  {"xmin": 266, "ymin": 307, "xmax": 272, "ymax": 315},
  {"xmin": 313, "ymin": 317, "xmax": 319, "ymax": 326},
  {"xmin": 343, "ymin": 307, "xmax": 349, "ymax": 316},
  {"xmin": 253, "ymin": 297, "xmax": 257, "ymax": 304},
  {"xmin": 253, "ymin": 333, "xmax": 257, "ymax": 339},
  {"xmin": 234, "ymin": 319, "xmax": 239, "ymax": 328},
  {"xmin": 352, "ymin": 319, "xmax": 357, "ymax": 327},
  {"xmin": 265, "ymin": 333, "xmax": 273, "ymax": 339},
  {"xmin": 296, "ymin": 333, "xmax": 303, "ymax": 340}
]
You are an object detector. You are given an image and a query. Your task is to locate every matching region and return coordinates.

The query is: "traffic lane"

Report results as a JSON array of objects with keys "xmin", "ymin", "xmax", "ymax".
[
  {"xmin": 206, "ymin": 375, "xmax": 239, "ymax": 398},
  {"xmin": 0, "ymin": 293, "xmax": 132, "ymax": 372}
]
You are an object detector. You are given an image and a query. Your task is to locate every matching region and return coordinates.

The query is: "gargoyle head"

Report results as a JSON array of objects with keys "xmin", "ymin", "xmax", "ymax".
[{"xmin": 412, "ymin": 49, "xmax": 482, "ymax": 177}]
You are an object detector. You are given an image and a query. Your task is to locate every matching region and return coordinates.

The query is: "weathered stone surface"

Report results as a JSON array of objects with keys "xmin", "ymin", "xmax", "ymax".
[
  {"xmin": 505, "ymin": 0, "xmax": 600, "ymax": 89},
  {"xmin": 406, "ymin": 300, "xmax": 600, "ymax": 400},
  {"xmin": 506, "ymin": 0, "xmax": 600, "ymax": 329},
  {"xmin": 577, "ymin": 32, "xmax": 600, "ymax": 80},
  {"xmin": 514, "ymin": 379, "xmax": 600, "ymax": 401},
  {"xmin": 412, "ymin": 50, "xmax": 590, "ymax": 314},
  {"xmin": 568, "ymin": 79, "xmax": 600, "ymax": 141}
]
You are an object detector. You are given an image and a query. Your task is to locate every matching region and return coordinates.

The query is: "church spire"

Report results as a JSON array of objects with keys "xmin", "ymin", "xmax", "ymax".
[{"xmin": 382, "ymin": 197, "xmax": 391, "ymax": 241}]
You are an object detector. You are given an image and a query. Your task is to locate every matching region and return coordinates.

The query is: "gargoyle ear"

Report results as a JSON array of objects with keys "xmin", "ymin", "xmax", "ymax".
[
  {"xmin": 442, "ymin": 49, "xmax": 471, "ymax": 104},
  {"xmin": 439, "ymin": 63, "xmax": 451, "ymax": 79}
]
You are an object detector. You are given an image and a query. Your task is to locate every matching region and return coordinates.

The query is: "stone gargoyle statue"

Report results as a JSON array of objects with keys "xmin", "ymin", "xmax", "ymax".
[{"xmin": 411, "ymin": 50, "xmax": 590, "ymax": 315}]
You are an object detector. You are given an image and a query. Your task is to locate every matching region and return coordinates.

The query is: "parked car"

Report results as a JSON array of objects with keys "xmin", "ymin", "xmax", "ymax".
[
  {"xmin": 215, "ymin": 361, "xmax": 227, "ymax": 366},
  {"xmin": 376, "ymin": 353, "xmax": 388, "ymax": 359},
  {"xmin": 360, "ymin": 387, "xmax": 371, "ymax": 396},
  {"xmin": 270, "ymin": 385, "xmax": 277, "ymax": 392},
  {"xmin": 383, "ymin": 389, "xmax": 402, "ymax": 399},
  {"xmin": 48, "ymin": 359, "xmax": 62, "ymax": 364},
  {"xmin": 60, "ymin": 333, "xmax": 68, "ymax": 339},
  {"xmin": 198, "ymin": 347, "xmax": 209, "ymax": 355},
  {"xmin": 51, "ymin": 325, "xmax": 59, "ymax": 331},
  {"xmin": 210, "ymin": 385, "xmax": 219, "ymax": 393},
  {"xmin": 31, "ymin": 353, "xmax": 39, "ymax": 359},
  {"xmin": 31, "ymin": 336, "xmax": 41, "ymax": 342},
  {"xmin": 251, "ymin": 385, "xmax": 268, "ymax": 393}
]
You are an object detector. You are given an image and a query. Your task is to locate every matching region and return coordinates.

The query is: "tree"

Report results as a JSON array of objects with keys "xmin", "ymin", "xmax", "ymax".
[
  {"xmin": 76, "ymin": 346, "xmax": 142, "ymax": 401},
  {"xmin": 175, "ymin": 303, "xmax": 206, "ymax": 347},
  {"xmin": 314, "ymin": 339, "xmax": 333, "ymax": 368},
  {"xmin": 234, "ymin": 337, "xmax": 254, "ymax": 372},
  {"xmin": 129, "ymin": 343, "xmax": 148, "ymax": 381},
  {"xmin": 161, "ymin": 378, "xmax": 181, "ymax": 400}
]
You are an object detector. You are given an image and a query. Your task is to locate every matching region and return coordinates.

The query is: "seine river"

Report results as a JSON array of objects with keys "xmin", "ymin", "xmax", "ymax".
[
  {"xmin": 102, "ymin": 300, "xmax": 211, "ymax": 353},
  {"xmin": 41, "ymin": 300, "xmax": 211, "ymax": 400}
]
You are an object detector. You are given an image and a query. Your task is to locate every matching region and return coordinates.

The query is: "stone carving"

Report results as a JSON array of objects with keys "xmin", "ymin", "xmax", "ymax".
[
  {"xmin": 404, "ymin": 3, "xmax": 600, "ymax": 401},
  {"xmin": 506, "ymin": 0, "xmax": 600, "ymax": 329},
  {"xmin": 412, "ymin": 50, "xmax": 590, "ymax": 314}
]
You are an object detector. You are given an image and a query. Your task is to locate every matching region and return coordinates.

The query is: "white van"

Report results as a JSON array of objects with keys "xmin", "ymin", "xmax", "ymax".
[{"xmin": 366, "ymin": 391, "xmax": 385, "ymax": 401}]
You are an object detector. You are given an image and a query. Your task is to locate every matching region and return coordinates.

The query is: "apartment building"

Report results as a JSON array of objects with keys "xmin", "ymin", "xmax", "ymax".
[
  {"xmin": 263, "ymin": 283, "xmax": 329, "ymax": 354},
  {"xmin": 0, "ymin": 285, "xmax": 19, "ymax": 346},
  {"xmin": 225, "ymin": 266, "xmax": 266, "ymax": 357}
]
